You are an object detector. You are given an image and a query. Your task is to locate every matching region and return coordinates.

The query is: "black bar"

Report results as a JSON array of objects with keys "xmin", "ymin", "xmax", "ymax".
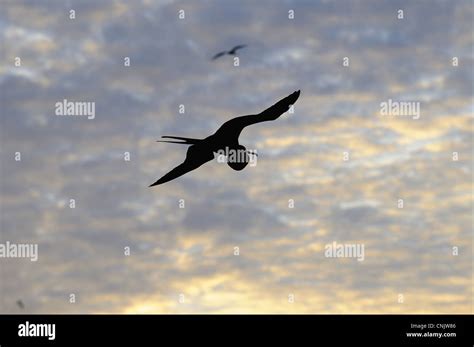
[{"xmin": 0, "ymin": 314, "xmax": 472, "ymax": 345}]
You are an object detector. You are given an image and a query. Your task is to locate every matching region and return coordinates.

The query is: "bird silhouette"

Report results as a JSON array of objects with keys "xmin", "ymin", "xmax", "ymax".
[
  {"xmin": 16, "ymin": 299, "xmax": 24, "ymax": 310},
  {"xmin": 212, "ymin": 44, "xmax": 247, "ymax": 60},
  {"xmin": 149, "ymin": 90, "xmax": 300, "ymax": 187}
]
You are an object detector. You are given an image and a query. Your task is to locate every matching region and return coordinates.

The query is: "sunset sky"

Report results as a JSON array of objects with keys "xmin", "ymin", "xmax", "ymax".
[{"xmin": 0, "ymin": 0, "xmax": 472, "ymax": 313}]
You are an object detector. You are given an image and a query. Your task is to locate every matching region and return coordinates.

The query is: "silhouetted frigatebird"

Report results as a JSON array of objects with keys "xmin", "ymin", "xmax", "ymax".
[
  {"xmin": 149, "ymin": 90, "xmax": 300, "ymax": 187},
  {"xmin": 212, "ymin": 44, "xmax": 247, "ymax": 60}
]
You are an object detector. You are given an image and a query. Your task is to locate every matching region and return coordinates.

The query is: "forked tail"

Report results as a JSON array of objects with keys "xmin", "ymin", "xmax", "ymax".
[{"xmin": 156, "ymin": 136, "xmax": 202, "ymax": 145}]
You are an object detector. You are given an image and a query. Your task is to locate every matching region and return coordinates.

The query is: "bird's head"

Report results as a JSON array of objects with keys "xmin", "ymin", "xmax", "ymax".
[{"xmin": 227, "ymin": 145, "xmax": 249, "ymax": 171}]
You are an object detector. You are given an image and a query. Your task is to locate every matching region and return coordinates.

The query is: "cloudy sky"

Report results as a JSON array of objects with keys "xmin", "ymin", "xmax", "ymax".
[{"xmin": 0, "ymin": 0, "xmax": 472, "ymax": 313}]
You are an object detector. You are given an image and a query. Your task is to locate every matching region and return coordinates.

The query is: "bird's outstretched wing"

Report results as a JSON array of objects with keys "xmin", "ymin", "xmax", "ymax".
[
  {"xmin": 214, "ymin": 90, "xmax": 300, "ymax": 138},
  {"xmin": 212, "ymin": 51, "xmax": 227, "ymax": 60},
  {"xmin": 149, "ymin": 146, "xmax": 214, "ymax": 187},
  {"xmin": 229, "ymin": 44, "xmax": 247, "ymax": 54}
]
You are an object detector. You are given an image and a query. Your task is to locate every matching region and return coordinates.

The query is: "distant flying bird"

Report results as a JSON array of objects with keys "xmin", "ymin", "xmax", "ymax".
[
  {"xmin": 16, "ymin": 300, "xmax": 24, "ymax": 309},
  {"xmin": 212, "ymin": 44, "xmax": 247, "ymax": 60},
  {"xmin": 149, "ymin": 90, "xmax": 300, "ymax": 187}
]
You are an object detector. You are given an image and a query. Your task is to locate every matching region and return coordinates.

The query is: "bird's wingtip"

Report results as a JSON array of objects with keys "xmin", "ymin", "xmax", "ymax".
[{"xmin": 290, "ymin": 90, "xmax": 301, "ymax": 100}]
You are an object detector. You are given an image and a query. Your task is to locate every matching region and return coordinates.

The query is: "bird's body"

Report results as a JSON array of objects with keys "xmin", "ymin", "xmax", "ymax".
[{"xmin": 149, "ymin": 90, "xmax": 300, "ymax": 186}]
